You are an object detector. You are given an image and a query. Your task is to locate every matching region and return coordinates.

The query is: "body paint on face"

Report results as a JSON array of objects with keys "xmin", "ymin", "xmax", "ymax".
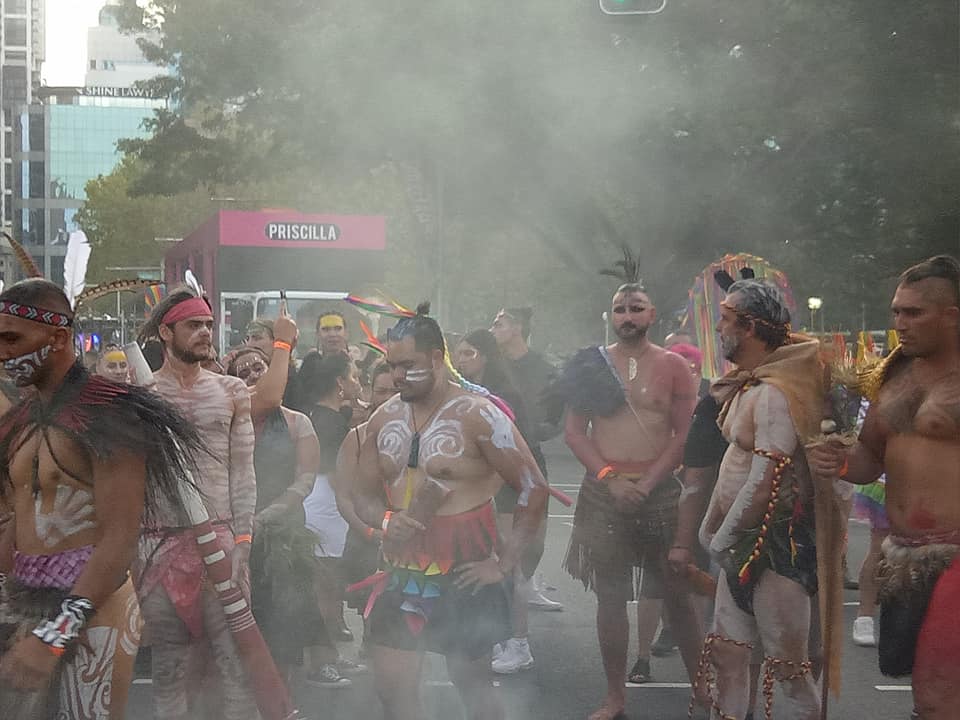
[
  {"xmin": 5, "ymin": 343, "xmax": 51, "ymax": 386},
  {"xmin": 404, "ymin": 368, "xmax": 431, "ymax": 383}
]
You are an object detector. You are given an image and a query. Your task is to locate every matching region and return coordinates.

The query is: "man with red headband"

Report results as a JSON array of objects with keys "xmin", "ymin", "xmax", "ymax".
[
  {"xmin": 0, "ymin": 279, "xmax": 200, "ymax": 719},
  {"xmin": 135, "ymin": 287, "xmax": 260, "ymax": 720},
  {"xmin": 554, "ymin": 283, "xmax": 702, "ymax": 720}
]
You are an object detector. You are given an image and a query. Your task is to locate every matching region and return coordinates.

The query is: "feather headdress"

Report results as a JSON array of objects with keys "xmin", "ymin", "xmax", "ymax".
[
  {"xmin": 63, "ymin": 231, "xmax": 92, "ymax": 309},
  {"xmin": 76, "ymin": 278, "xmax": 159, "ymax": 306},
  {"xmin": 599, "ymin": 245, "xmax": 642, "ymax": 286},
  {"xmin": 359, "ymin": 319, "xmax": 387, "ymax": 356},
  {"xmin": 1, "ymin": 231, "xmax": 42, "ymax": 279},
  {"xmin": 184, "ymin": 269, "xmax": 204, "ymax": 299}
]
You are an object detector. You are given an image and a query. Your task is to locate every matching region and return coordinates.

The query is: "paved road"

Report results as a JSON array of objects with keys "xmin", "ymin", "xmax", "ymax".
[{"xmin": 128, "ymin": 443, "xmax": 915, "ymax": 719}]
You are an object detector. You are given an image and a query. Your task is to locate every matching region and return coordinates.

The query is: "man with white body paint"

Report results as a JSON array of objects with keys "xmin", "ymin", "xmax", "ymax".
[{"xmin": 353, "ymin": 303, "xmax": 549, "ymax": 720}]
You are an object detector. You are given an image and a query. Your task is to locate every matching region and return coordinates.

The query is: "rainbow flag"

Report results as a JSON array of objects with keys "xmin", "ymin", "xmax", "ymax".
[{"xmin": 144, "ymin": 284, "xmax": 166, "ymax": 316}]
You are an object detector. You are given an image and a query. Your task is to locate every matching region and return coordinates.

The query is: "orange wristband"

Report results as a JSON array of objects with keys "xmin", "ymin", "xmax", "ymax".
[
  {"xmin": 273, "ymin": 340, "xmax": 292, "ymax": 352},
  {"xmin": 235, "ymin": 534, "xmax": 253, "ymax": 545},
  {"xmin": 47, "ymin": 645, "xmax": 65, "ymax": 658},
  {"xmin": 596, "ymin": 465, "xmax": 615, "ymax": 481},
  {"xmin": 365, "ymin": 526, "xmax": 376, "ymax": 540},
  {"xmin": 838, "ymin": 458, "xmax": 849, "ymax": 478}
]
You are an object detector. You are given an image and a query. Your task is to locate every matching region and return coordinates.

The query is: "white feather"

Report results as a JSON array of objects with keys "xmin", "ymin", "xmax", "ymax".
[
  {"xmin": 184, "ymin": 269, "xmax": 204, "ymax": 297},
  {"xmin": 63, "ymin": 231, "xmax": 92, "ymax": 309}
]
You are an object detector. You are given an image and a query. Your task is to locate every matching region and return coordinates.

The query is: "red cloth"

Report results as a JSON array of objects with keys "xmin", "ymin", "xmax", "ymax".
[
  {"xmin": 383, "ymin": 501, "xmax": 498, "ymax": 574},
  {"xmin": 138, "ymin": 524, "xmax": 236, "ymax": 637},
  {"xmin": 913, "ymin": 555, "xmax": 960, "ymax": 710}
]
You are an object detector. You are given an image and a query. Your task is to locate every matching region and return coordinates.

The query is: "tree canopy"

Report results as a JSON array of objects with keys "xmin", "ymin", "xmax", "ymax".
[{"xmin": 83, "ymin": 0, "xmax": 959, "ymax": 349}]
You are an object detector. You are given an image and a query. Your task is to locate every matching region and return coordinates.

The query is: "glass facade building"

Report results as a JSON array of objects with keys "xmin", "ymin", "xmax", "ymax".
[{"xmin": 12, "ymin": 95, "xmax": 159, "ymax": 283}]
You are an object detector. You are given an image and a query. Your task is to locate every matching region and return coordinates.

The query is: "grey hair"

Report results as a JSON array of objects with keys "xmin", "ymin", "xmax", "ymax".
[{"xmin": 725, "ymin": 279, "xmax": 791, "ymax": 347}]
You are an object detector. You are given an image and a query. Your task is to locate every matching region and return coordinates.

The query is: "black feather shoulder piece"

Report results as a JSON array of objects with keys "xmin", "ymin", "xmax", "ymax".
[
  {"xmin": 0, "ymin": 363, "xmax": 201, "ymax": 524},
  {"xmin": 546, "ymin": 346, "xmax": 626, "ymax": 418}
]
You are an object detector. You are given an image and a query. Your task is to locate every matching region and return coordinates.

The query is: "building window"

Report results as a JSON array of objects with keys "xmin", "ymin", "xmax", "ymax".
[
  {"xmin": 28, "ymin": 161, "xmax": 43, "ymax": 199},
  {"xmin": 89, "ymin": 59, "xmax": 97, "ymax": 70},
  {"xmin": 1, "ymin": 65, "xmax": 27, "ymax": 105},
  {"xmin": 28, "ymin": 113, "xmax": 43, "ymax": 152},
  {"xmin": 4, "ymin": 18, "xmax": 27, "ymax": 47},
  {"xmin": 7, "ymin": 0, "xmax": 27, "ymax": 13}
]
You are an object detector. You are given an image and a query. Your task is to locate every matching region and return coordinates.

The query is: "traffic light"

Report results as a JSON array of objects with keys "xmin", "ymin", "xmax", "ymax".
[{"xmin": 598, "ymin": 0, "xmax": 668, "ymax": 15}]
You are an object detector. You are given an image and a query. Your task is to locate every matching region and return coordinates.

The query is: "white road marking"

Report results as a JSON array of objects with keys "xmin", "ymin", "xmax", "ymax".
[
  {"xmin": 549, "ymin": 514, "xmax": 575, "ymax": 519},
  {"xmin": 133, "ymin": 678, "xmax": 153, "ymax": 685},
  {"xmin": 552, "ymin": 484, "xmax": 582, "ymax": 489},
  {"xmin": 843, "ymin": 601, "xmax": 859, "ymax": 606},
  {"xmin": 875, "ymin": 685, "xmax": 912, "ymax": 692},
  {"xmin": 626, "ymin": 682, "xmax": 692, "ymax": 689}
]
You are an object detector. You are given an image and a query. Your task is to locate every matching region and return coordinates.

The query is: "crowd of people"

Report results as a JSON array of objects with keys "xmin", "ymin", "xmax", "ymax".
[{"xmin": 0, "ymin": 252, "xmax": 956, "ymax": 720}]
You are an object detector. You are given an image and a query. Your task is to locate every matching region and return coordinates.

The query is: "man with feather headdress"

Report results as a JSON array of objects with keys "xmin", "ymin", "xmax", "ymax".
[
  {"xmin": 698, "ymin": 278, "xmax": 823, "ymax": 720},
  {"xmin": 135, "ymin": 285, "xmax": 261, "ymax": 720},
  {"xmin": 0, "ymin": 278, "xmax": 202, "ymax": 719},
  {"xmin": 552, "ymin": 270, "xmax": 703, "ymax": 720}
]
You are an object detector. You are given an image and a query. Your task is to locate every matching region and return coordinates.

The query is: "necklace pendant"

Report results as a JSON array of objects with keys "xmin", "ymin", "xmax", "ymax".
[
  {"xmin": 407, "ymin": 432, "xmax": 421, "ymax": 469},
  {"xmin": 628, "ymin": 357, "xmax": 638, "ymax": 382}
]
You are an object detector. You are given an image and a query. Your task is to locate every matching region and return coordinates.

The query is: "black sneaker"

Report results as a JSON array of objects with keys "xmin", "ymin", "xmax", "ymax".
[
  {"xmin": 651, "ymin": 626, "xmax": 677, "ymax": 657},
  {"xmin": 627, "ymin": 657, "xmax": 653, "ymax": 684},
  {"xmin": 305, "ymin": 664, "xmax": 352, "ymax": 688}
]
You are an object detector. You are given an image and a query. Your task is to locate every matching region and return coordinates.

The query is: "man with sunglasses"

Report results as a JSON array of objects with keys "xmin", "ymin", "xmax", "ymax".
[{"xmin": 555, "ymin": 283, "xmax": 702, "ymax": 720}]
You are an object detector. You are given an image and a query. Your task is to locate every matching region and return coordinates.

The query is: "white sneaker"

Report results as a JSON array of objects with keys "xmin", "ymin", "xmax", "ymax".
[
  {"xmin": 528, "ymin": 590, "xmax": 564, "ymax": 611},
  {"xmin": 852, "ymin": 616, "xmax": 876, "ymax": 647},
  {"xmin": 492, "ymin": 637, "xmax": 534, "ymax": 674},
  {"xmin": 492, "ymin": 642, "xmax": 504, "ymax": 661}
]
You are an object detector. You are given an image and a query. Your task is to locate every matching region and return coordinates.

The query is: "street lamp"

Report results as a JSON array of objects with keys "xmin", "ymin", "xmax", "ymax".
[{"xmin": 807, "ymin": 297, "xmax": 823, "ymax": 335}]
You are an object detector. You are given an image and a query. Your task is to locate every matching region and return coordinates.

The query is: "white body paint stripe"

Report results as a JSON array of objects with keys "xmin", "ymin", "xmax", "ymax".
[
  {"xmin": 196, "ymin": 531, "xmax": 217, "ymax": 544},
  {"xmin": 224, "ymin": 599, "xmax": 248, "ymax": 614},
  {"xmin": 203, "ymin": 550, "xmax": 226, "ymax": 564},
  {"xmin": 214, "ymin": 580, "xmax": 233, "ymax": 592}
]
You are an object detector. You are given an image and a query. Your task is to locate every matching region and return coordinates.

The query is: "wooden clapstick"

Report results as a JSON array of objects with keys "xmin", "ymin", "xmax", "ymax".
[{"xmin": 180, "ymin": 483, "xmax": 300, "ymax": 720}]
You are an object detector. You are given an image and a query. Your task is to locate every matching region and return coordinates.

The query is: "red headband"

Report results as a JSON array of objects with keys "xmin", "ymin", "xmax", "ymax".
[{"xmin": 162, "ymin": 297, "xmax": 213, "ymax": 325}]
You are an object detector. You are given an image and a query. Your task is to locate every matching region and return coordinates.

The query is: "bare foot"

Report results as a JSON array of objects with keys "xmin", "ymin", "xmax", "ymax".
[{"xmin": 588, "ymin": 700, "xmax": 626, "ymax": 720}]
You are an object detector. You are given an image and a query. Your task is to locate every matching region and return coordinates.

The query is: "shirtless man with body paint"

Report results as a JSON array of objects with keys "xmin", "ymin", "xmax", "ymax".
[
  {"xmin": 135, "ymin": 287, "xmax": 259, "ymax": 720},
  {"xmin": 0, "ymin": 279, "xmax": 198, "ymax": 719},
  {"xmin": 353, "ymin": 304, "xmax": 549, "ymax": 720},
  {"xmin": 809, "ymin": 255, "xmax": 960, "ymax": 720},
  {"xmin": 557, "ymin": 283, "xmax": 702, "ymax": 720}
]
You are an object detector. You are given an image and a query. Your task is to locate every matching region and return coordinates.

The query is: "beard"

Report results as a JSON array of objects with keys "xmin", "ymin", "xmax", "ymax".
[
  {"xmin": 614, "ymin": 323, "xmax": 648, "ymax": 344},
  {"xmin": 720, "ymin": 332, "xmax": 742, "ymax": 361},
  {"xmin": 171, "ymin": 340, "xmax": 210, "ymax": 365}
]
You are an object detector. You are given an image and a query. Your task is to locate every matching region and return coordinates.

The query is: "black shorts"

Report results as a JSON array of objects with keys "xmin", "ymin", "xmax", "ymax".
[{"xmin": 368, "ymin": 573, "xmax": 510, "ymax": 660}]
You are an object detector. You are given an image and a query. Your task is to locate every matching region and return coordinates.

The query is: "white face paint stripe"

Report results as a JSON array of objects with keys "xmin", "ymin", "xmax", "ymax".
[
  {"xmin": 404, "ymin": 368, "xmax": 431, "ymax": 382},
  {"xmin": 203, "ymin": 550, "xmax": 226, "ymax": 564}
]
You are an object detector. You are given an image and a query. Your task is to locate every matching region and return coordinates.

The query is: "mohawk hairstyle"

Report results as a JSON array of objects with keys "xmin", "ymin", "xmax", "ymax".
[
  {"xmin": 899, "ymin": 255, "xmax": 960, "ymax": 306},
  {"xmin": 138, "ymin": 285, "xmax": 205, "ymax": 344},
  {"xmin": 387, "ymin": 301, "xmax": 445, "ymax": 354}
]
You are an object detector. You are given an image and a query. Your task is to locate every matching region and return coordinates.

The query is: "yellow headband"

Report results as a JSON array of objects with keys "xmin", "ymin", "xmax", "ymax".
[
  {"xmin": 319, "ymin": 315, "xmax": 344, "ymax": 329},
  {"xmin": 103, "ymin": 351, "xmax": 127, "ymax": 363}
]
